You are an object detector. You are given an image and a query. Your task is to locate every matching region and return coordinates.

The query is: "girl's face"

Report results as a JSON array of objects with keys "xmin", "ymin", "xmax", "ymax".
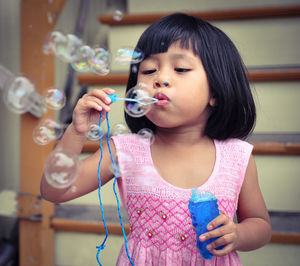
[{"xmin": 137, "ymin": 41, "xmax": 215, "ymax": 131}]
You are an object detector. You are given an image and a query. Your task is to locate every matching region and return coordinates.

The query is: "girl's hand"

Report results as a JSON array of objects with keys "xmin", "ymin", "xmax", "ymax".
[
  {"xmin": 199, "ymin": 212, "xmax": 239, "ymax": 256},
  {"xmin": 72, "ymin": 88, "xmax": 115, "ymax": 135}
]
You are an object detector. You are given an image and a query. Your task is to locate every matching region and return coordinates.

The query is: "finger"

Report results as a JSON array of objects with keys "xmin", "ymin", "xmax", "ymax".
[
  {"xmin": 83, "ymin": 92, "xmax": 114, "ymax": 113},
  {"xmin": 200, "ymin": 218, "xmax": 236, "ymax": 242},
  {"xmin": 207, "ymin": 213, "xmax": 228, "ymax": 230},
  {"xmin": 76, "ymin": 98, "xmax": 102, "ymax": 112},
  {"xmin": 199, "ymin": 225, "xmax": 226, "ymax": 242},
  {"xmin": 88, "ymin": 88, "xmax": 114, "ymax": 105},
  {"xmin": 209, "ymin": 243, "xmax": 234, "ymax": 257},
  {"xmin": 84, "ymin": 95, "xmax": 111, "ymax": 112},
  {"xmin": 206, "ymin": 232, "xmax": 234, "ymax": 250},
  {"xmin": 101, "ymin": 87, "xmax": 115, "ymax": 95}
]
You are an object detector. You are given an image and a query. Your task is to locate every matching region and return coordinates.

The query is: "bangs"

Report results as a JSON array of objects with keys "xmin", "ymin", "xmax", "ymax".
[{"xmin": 135, "ymin": 13, "xmax": 201, "ymax": 59}]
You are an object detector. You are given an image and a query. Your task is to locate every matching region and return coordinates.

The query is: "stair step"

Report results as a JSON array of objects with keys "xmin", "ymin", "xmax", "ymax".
[
  {"xmin": 77, "ymin": 67, "xmax": 300, "ymax": 86},
  {"xmin": 51, "ymin": 204, "xmax": 300, "ymax": 245},
  {"xmin": 98, "ymin": 5, "xmax": 300, "ymax": 25}
]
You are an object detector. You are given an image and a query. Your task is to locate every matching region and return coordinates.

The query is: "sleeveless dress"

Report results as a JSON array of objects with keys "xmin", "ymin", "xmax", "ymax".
[{"xmin": 111, "ymin": 134, "xmax": 253, "ymax": 266}]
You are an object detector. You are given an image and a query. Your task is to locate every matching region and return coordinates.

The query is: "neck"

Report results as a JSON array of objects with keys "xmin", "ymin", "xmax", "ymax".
[{"xmin": 154, "ymin": 125, "xmax": 211, "ymax": 147}]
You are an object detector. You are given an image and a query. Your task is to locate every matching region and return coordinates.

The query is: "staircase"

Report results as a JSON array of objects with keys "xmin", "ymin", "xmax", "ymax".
[{"xmin": 53, "ymin": 1, "xmax": 300, "ymax": 265}]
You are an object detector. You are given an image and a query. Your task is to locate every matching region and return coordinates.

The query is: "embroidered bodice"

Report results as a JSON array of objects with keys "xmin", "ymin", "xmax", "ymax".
[{"xmin": 112, "ymin": 134, "xmax": 252, "ymax": 266}]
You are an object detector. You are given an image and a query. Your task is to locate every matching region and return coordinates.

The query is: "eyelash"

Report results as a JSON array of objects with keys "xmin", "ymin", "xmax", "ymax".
[
  {"xmin": 175, "ymin": 68, "xmax": 191, "ymax": 73},
  {"xmin": 141, "ymin": 69, "xmax": 156, "ymax": 75},
  {"xmin": 141, "ymin": 68, "xmax": 191, "ymax": 75}
]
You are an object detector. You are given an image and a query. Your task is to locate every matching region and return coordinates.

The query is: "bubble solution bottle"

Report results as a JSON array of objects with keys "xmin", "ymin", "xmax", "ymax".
[{"xmin": 188, "ymin": 188, "xmax": 223, "ymax": 260}]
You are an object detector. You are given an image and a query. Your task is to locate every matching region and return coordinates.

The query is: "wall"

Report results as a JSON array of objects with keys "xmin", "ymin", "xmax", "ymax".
[{"xmin": 0, "ymin": 0, "xmax": 21, "ymax": 239}]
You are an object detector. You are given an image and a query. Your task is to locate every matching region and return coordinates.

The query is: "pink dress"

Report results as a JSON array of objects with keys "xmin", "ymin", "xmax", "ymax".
[{"xmin": 112, "ymin": 134, "xmax": 253, "ymax": 266}]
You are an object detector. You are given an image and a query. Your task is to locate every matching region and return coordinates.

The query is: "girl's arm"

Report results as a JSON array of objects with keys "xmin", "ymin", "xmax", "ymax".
[
  {"xmin": 40, "ymin": 88, "xmax": 116, "ymax": 203},
  {"xmin": 234, "ymin": 155, "xmax": 272, "ymax": 251},
  {"xmin": 199, "ymin": 155, "xmax": 272, "ymax": 255}
]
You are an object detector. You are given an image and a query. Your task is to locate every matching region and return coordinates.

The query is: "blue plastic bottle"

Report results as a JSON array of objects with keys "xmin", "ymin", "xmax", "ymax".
[{"xmin": 188, "ymin": 188, "xmax": 223, "ymax": 260}]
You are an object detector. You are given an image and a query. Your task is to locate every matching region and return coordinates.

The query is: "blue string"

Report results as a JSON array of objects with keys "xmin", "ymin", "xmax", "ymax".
[
  {"xmin": 96, "ymin": 111, "xmax": 134, "ymax": 265},
  {"xmin": 105, "ymin": 112, "xmax": 134, "ymax": 265},
  {"xmin": 96, "ymin": 111, "xmax": 108, "ymax": 266}
]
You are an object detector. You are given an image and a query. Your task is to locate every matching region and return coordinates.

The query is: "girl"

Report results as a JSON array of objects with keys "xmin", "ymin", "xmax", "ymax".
[{"xmin": 41, "ymin": 13, "xmax": 271, "ymax": 265}]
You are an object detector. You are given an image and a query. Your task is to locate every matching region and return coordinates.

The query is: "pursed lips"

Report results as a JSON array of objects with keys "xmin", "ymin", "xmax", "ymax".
[{"xmin": 154, "ymin": 92, "xmax": 170, "ymax": 106}]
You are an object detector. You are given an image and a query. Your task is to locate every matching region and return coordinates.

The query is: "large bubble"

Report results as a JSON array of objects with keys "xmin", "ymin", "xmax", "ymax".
[
  {"xmin": 88, "ymin": 47, "xmax": 110, "ymax": 75},
  {"xmin": 32, "ymin": 119, "xmax": 66, "ymax": 145},
  {"xmin": 58, "ymin": 33, "xmax": 83, "ymax": 63},
  {"xmin": 111, "ymin": 123, "xmax": 129, "ymax": 136},
  {"xmin": 44, "ymin": 31, "xmax": 111, "ymax": 75},
  {"xmin": 43, "ymin": 31, "xmax": 67, "ymax": 55},
  {"xmin": 85, "ymin": 123, "xmax": 104, "ymax": 141},
  {"xmin": 124, "ymin": 84, "xmax": 156, "ymax": 118},
  {"xmin": 44, "ymin": 31, "xmax": 83, "ymax": 63},
  {"xmin": 71, "ymin": 45, "xmax": 95, "ymax": 72},
  {"xmin": 44, "ymin": 148, "xmax": 81, "ymax": 189},
  {"xmin": 137, "ymin": 128, "xmax": 155, "ymax": 145},
  {"xmin": 115, "ymin": 47, "xmax": 144, "ymax": 65},
  {"xmin": 2, "ymin": 75, "xmax": 36, "ymax": 114},
  {"xmin": 43, "ymin": 87, "xmax": 66, "ymax": 110}
]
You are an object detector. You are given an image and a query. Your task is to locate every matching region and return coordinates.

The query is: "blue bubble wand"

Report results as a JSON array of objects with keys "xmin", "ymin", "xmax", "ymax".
[{"xmin": 108, "ymin": 93, "xmax": 158, "ymax": 105}]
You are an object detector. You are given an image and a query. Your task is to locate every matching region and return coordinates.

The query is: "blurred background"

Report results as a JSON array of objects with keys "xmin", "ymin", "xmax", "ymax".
[{"xmin": 0, "ymin": 0, "xmax": 300, "ymax": 265}]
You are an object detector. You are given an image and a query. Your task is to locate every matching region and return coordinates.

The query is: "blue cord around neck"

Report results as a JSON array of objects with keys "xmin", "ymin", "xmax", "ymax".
[{"xmin": 96, "ymin": 111, "xmax": 134, "ymax": 266}]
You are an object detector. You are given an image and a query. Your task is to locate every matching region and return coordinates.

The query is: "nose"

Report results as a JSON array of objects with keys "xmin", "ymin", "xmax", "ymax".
[{"xmin": 153, "ymin": 72, "xmax": 171, "ymax": 89}]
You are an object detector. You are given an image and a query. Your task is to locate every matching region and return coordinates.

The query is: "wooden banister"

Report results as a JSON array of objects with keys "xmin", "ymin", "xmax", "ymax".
[
  {"xmin": 250, "ymin": 142, "xmax": 300, "ymax": 156},
  {"xmin": 77, "ymin": 68, "xmax": 300, "ymax": 86},
  {"xmin": 51, "ymin": 218, "xmax": 130, "ymax": 235},
  {"xmin": 99, "ymin": 5, "xmax": 300, "ymax": 25}
]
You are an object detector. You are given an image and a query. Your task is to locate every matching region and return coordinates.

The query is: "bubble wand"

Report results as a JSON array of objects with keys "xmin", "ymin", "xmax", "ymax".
[{"xmin": 108, "ymin": 93, "xmax": 158, "ymax": 105}]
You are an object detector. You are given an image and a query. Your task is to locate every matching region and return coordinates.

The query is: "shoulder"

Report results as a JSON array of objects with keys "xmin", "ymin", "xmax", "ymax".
[
  {"xmin": 215, "ymin": 138, "xmax": 253, "ymax": 176},
  {"xmin": 216, "ymin": 138, "xmax": 253, "ymax": 155}
]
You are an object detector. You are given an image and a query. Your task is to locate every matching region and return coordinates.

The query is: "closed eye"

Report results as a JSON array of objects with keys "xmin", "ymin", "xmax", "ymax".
[
  {"xmin": 141, "ymin": 69, "xmax": 156, "ymax": 75},
  {"xmin": 175, "ymin": 68, "xmax": 191, "ymax": 73}
]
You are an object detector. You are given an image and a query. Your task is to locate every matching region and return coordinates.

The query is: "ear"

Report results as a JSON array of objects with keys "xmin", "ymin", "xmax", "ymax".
[{"xmin": 209, "ymin": 96, "xmax": 216, "ymax": 107}]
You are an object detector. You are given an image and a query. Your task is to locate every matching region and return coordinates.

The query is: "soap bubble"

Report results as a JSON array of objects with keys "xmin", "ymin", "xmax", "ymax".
[
  {"xmin": 32, "ymin": 118, "xmax": 65, "ymax": 145},
  {"xmin": 56, "ymin": 33, "xmax": 83, "ymax": 63},
  {"xmin": 43, "ymin": 87, "xmax": 66, "ymax": 110},
  {"xmin": 43, "ymin": 31, "xmax": 63, "ymax": 55},
  {"xmin": 124, "ymin": 84, "xmax": 154, "ymax": 118},
  {"xmin": 43, "ymin": 31, "xmax": 67, "ymax": 56},
  {"xmin": 111, "ymin": 123, "xmax": 129, "ymax": 136},
  {"xmin": 3, "ymin": 75, "xmax": 36, "ymax": 114},
  {"xmin": 85, "ymin": 123, "xmax": 104, "ymax": 141},
  {"xmin": 71, "ymin": 45, "xmax": 95, "ymax": 72},
  {"xmin": 88, "ymin": 47, "xmax": 110, "ymax": 75},
  {"xmin": 44, "ymin": 31, "xmax": 82, "ymax": 63},
  {"xmin": 113, "ymin": 10, "xmax": 124, "ymax": 22},
  {"xmin": 115, "ymin": 47, "xmax": 144, "ymax": 65},
  {"xmin": 137, "ymin": 128, "xmax": 155, "ymax": 145},
  {"xmin": 44, "ymin": 148, "xmax": 81, "ymax": 189}
]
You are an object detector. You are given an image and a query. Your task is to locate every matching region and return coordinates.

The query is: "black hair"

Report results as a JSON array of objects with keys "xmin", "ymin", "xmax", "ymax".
[{"xmin": 125, "ymin": 13, "xmax": 256, "ymax": 140}]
